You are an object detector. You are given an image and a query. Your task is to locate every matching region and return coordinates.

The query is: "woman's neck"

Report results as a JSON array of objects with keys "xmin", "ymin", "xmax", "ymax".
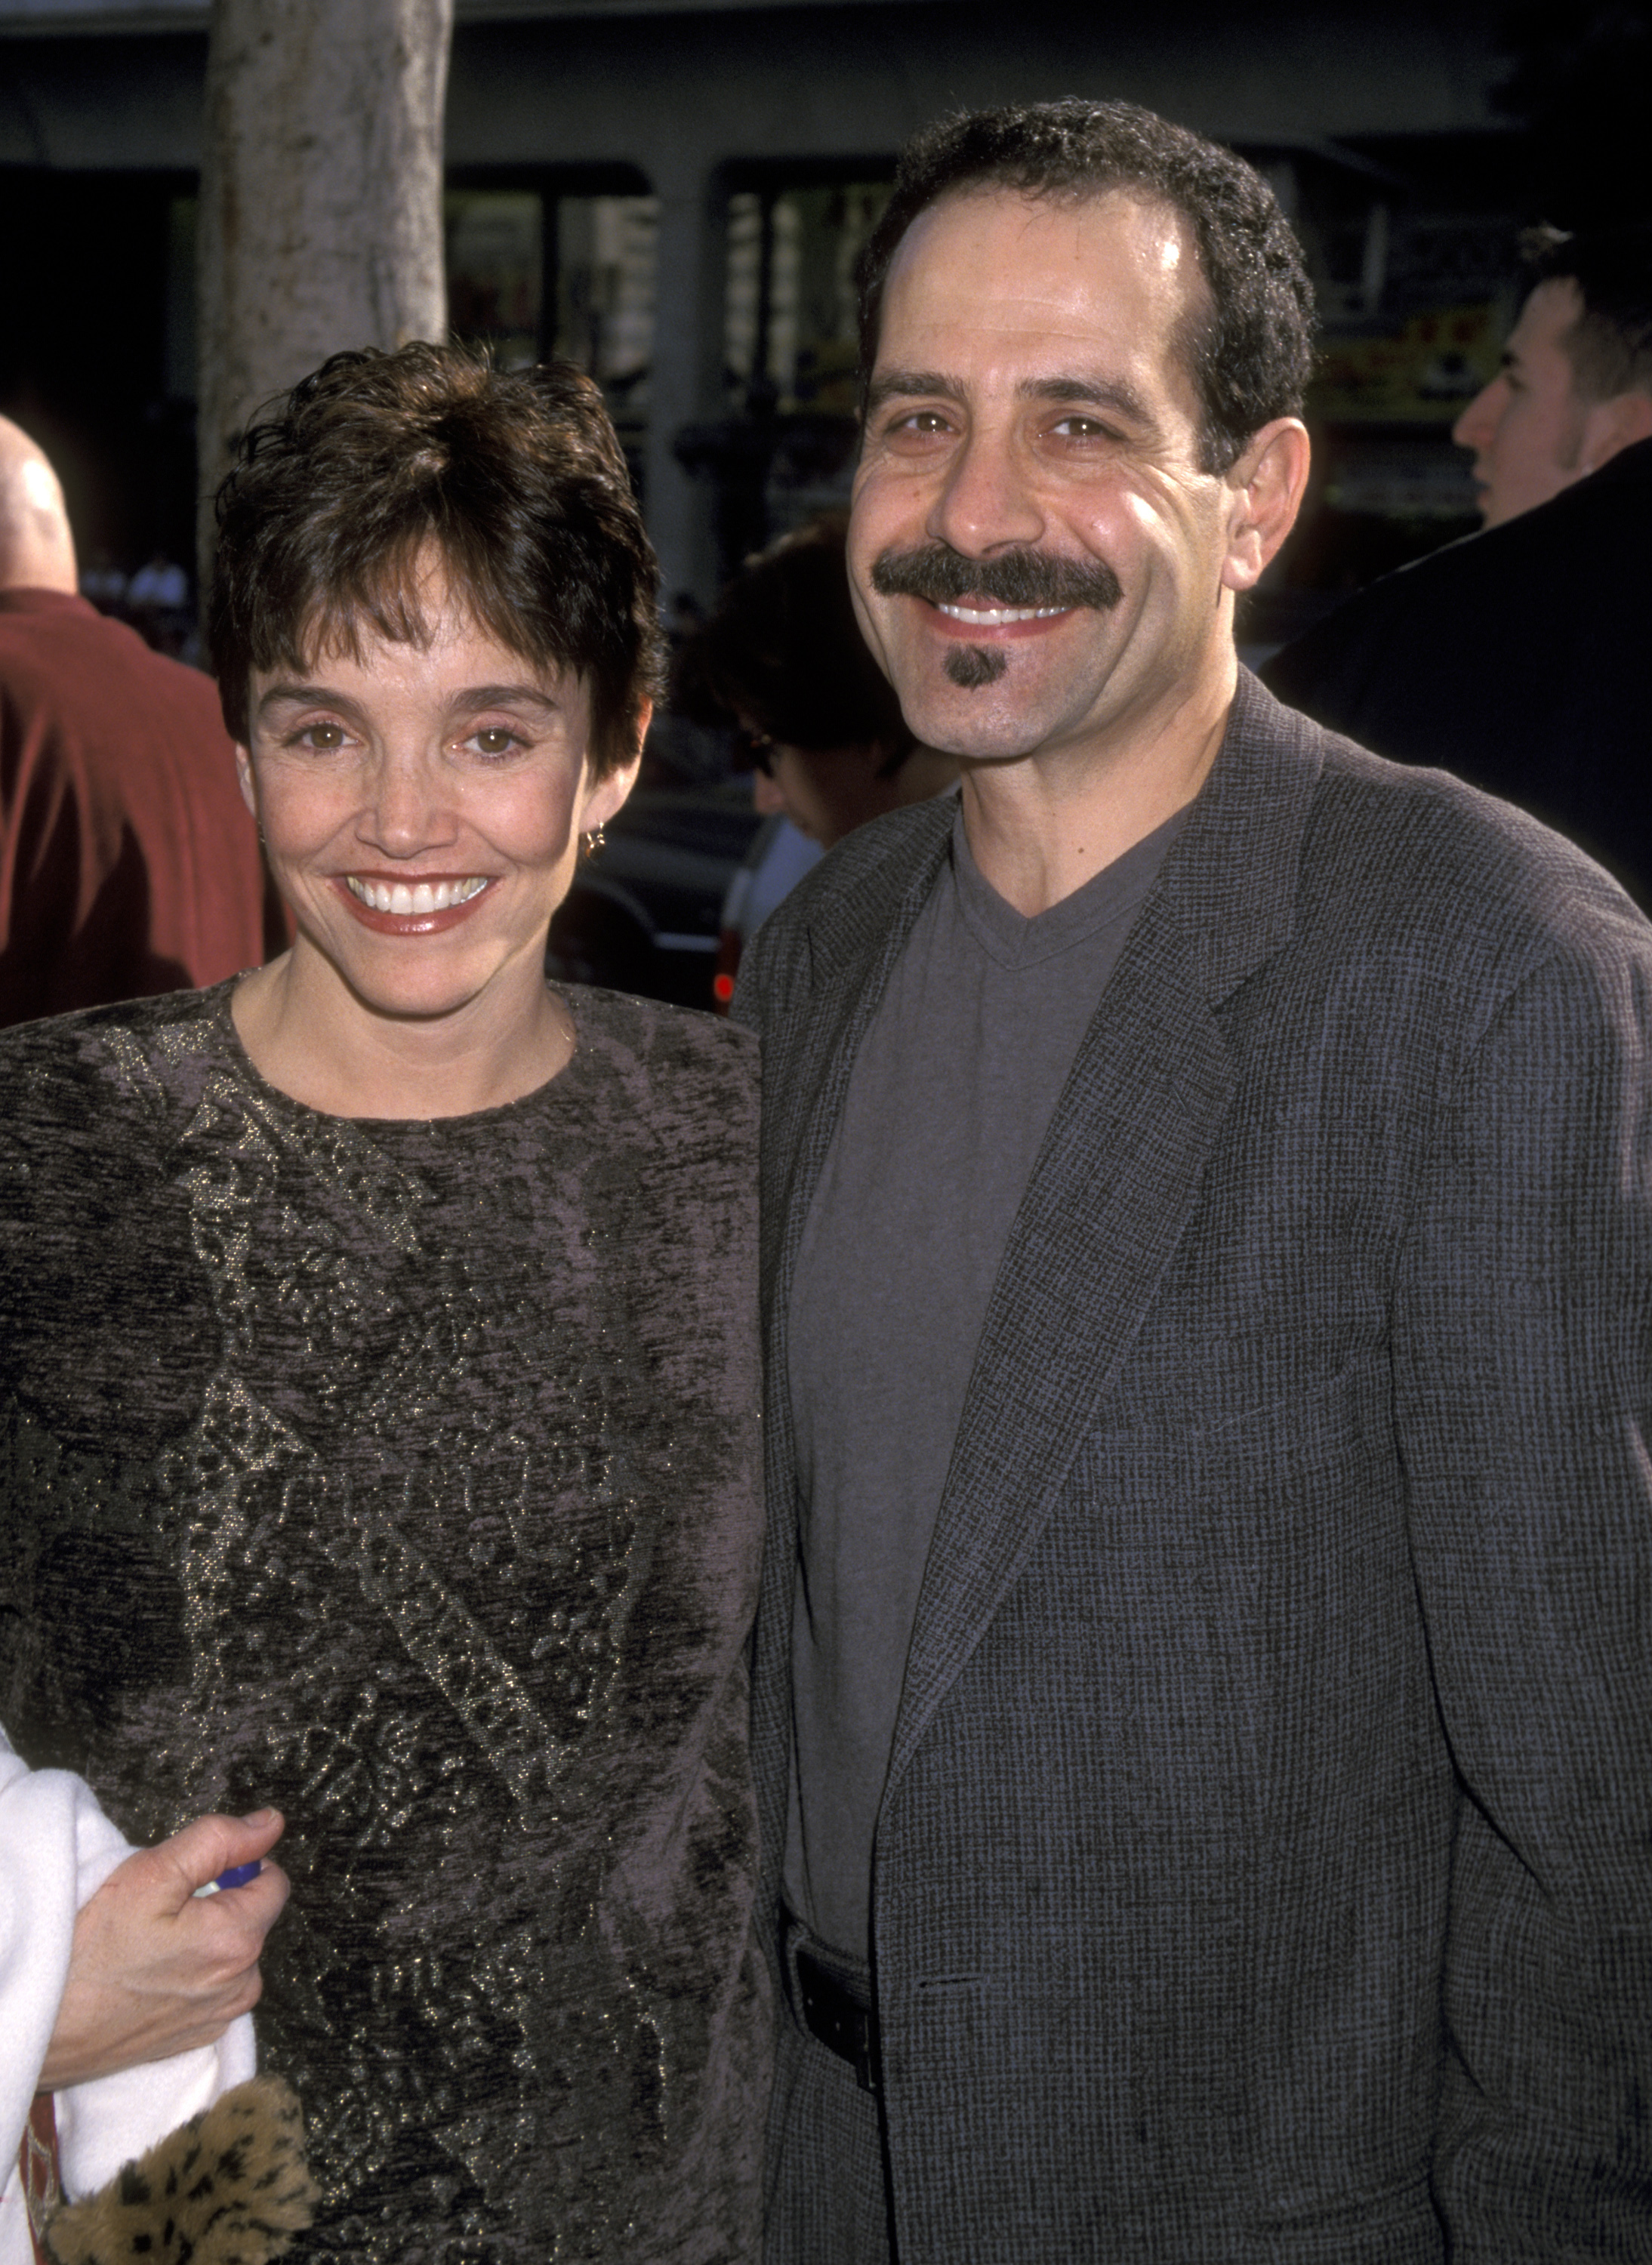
[{"xmin": 230, "ymin": 948, "xmax": 574, "ymax": 1120}]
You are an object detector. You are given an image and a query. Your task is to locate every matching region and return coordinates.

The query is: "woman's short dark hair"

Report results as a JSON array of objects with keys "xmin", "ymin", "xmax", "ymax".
[
  {"xmin": 675, "ymin": 513, "xmax": 914, "ymax": 766},
  {"xmin": 209, "ymin": 343, "xmax": 664, "ymax": 778},
  {"xmin": 857, "ymin": 100, "xmax": 1317, "ymax": 474}
]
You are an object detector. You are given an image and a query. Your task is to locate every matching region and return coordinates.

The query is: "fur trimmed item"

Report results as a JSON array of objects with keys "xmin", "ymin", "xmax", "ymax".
[{"xmin": 45, "ymin": 2078, "xmax": 314, "ymax": 2265}]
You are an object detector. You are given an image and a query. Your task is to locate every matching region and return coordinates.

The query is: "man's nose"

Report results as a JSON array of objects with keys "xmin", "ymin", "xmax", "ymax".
[
  {"xmin": 925, "ymin": 425, "xmax": 1046, "ymax": 556},
  {"xmin": 1453, "ymin": 374, "xmax": 1503, "ymax": 455}
]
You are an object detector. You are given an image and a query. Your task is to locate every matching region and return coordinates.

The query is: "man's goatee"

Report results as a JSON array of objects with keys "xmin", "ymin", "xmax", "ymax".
[{"xmin": 944, "ymin": 646, "xmax": 1009, "ymax": 689}]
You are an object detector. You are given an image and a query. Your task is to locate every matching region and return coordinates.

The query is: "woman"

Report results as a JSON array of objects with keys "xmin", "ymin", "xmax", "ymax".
[
  {"xmin": 677, "ymin": 513, "xmax": 957, "ymax": 849},
  {"xmin": 0, "ymin": 346, "xmax": 766, "ymax": 2263}
]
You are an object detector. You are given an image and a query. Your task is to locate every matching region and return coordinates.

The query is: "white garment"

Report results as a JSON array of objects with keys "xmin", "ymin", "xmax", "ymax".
[{"xmin": 0, "ymin": 1729, "xmax": 254, "ymax": 2265}]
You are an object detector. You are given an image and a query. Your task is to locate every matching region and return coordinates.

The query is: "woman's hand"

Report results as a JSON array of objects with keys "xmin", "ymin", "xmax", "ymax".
[{"xmin": 38, "ymin": 1808, "xmax": 291, "ymax": 2090}]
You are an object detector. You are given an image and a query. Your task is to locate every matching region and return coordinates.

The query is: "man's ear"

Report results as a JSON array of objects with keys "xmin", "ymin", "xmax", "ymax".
[
  {"xmin": 1578, "ymin": 388, "xmax": 1652, "ymax": 479},
  {"xmin": 235, "ymin": 744, "xmax": 257, "ymax": 818},
  {"xmin": 1219, "ymin": 419, "xmax": 1312, "ymax": 595}
]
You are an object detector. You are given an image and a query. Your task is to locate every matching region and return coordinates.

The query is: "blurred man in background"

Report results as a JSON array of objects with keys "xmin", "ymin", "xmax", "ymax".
[
  {"xmin": 1265, "ymin": 223, "xmax": 1652, "ymax": 902},
  {"xmin": 0, "ymin": 417, "xmax": 280, "ymax": 1023}
]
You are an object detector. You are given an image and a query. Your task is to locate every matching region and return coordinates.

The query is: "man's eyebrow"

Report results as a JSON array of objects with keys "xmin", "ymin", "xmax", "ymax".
[
  {"xmin": 1020, "ymin": 373, "xmax": 1159, "ymax": 430},
  {"xmin": 864, "ymin": 366, "xmax": 1159, "ymax": 433},
  {"xmin": 865, "ymin": 368, "xmax": 960, "ymax": 414}
]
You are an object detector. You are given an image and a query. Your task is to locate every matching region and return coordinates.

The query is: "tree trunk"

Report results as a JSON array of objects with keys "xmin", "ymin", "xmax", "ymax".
[{"xmin": 196, "ymin": 0, "xmax": 453, "ymax": 590}]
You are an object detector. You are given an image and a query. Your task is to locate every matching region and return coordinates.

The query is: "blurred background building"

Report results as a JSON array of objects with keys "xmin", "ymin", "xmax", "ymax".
[
  {"xmin": 5, "ymin": 0, "xmax": 1644, "ymax": 630},
  {"xmin": 5, "ymin": 0, "xmax": 1644, "ymax": 1006}
]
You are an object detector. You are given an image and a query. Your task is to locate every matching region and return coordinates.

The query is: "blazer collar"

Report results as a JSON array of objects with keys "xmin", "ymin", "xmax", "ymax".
[
  {"xmin": 794, "ymin": 668, "xmax": 1324, "ymax": 1015},
  {"xmin": 1152, "ymin": 665, "xmax": 1322, "ymax": 1004}
]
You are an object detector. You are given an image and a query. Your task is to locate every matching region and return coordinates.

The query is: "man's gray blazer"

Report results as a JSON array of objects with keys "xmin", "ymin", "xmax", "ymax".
[{"xmin": 735, "ymin": 672, "xmax": 1652, "ymax": 2262}]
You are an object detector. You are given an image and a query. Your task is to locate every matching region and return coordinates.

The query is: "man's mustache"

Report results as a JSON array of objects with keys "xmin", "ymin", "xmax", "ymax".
[{"xmin": 869, "ymin": 544, "xmax": 1123, "ymax": 612}]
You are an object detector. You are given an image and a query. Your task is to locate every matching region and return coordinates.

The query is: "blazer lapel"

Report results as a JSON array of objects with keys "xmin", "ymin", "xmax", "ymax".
[{"xmin": 884, "ymin": 674, "xmax": 1325, "ymax": 1801}]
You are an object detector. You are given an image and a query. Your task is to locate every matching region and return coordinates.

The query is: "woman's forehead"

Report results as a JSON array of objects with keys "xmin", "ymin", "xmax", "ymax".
[
  {"xmin": 254, "ymin": 602, "xmax": 581, "ymax": 714},
  {"xmin": 283, "ymin": 586, "xmax": 568, "ymax": 692}
]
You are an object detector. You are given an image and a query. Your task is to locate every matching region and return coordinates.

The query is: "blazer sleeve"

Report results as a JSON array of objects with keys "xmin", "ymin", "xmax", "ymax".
[{"xmin": 1392, "ymin": 929, "xmax": 1652, "ymax": 2258}]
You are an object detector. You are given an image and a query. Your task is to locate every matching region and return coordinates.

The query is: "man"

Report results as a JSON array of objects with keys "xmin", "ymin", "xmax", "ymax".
[
  {"xmin": 734, "ymin": 100, "xmax": 1652, "ymax": 2263},
  {"xmin": 0, "ymin": 418, "xmax": 279, "ymax": 1022},
  {"xmin": 1263, "ymin": 226, "xmax": 1652, "ymax": 902}
]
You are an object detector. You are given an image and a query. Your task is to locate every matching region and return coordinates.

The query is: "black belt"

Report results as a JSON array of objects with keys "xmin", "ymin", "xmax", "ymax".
[{"xmin": 783, "ymin": 1918, "xmax": 881, "ymax": 2094}]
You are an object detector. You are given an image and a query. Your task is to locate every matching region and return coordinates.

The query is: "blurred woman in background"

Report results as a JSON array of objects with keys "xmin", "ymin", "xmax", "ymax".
[{"xmin": 682, "ymin": 513, "xmax": 957, "ymax": 851}]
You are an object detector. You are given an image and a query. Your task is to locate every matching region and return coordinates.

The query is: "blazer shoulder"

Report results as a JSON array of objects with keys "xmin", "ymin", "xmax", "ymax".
[{"xmin": 768, "ymin": 797, "xmax": 953, "ymax": 934}]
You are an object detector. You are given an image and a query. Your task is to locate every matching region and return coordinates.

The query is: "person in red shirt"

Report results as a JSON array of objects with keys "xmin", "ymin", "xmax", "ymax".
[{"xmin": 0, "ymin": 418, "xmax": 280, "ymax": 1023}]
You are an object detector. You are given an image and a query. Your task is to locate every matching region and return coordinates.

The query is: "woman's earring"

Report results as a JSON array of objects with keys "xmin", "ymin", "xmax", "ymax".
[{"xmin": 581, "ymin": 824, "xmax": 606, "ymax": 858}]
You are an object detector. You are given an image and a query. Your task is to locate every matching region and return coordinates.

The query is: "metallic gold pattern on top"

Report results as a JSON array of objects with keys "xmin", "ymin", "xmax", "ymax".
[{"xmin": 0, "ymin": 982, "xmax": 768, "ymax": 2263}]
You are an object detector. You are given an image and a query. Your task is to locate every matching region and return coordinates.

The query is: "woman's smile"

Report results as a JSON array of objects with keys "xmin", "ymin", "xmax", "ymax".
[{"xmin": 337, "ymin": 871, "xmax": 496, "ymax": 933}]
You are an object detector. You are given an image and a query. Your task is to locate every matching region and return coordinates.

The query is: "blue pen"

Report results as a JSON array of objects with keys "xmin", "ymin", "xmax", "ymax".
[{"xmin": 192, "ymin": 1860, "xmax": 263, "ymax": 1898}]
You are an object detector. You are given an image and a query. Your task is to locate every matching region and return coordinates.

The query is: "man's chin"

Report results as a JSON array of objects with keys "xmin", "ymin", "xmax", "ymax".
[{"xmin": 895, "ymin": 692, "xmax": 1056, "ymax": 769}]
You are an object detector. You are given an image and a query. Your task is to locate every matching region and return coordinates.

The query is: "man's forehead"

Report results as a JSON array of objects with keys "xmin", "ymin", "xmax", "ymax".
[
  {"xmin": 872, "ymin": 185, "xmax": 1208, "ymax": 418},
  {"xmin": 886, "ymin": 183, "xmax": 1192, "ymax": 291},
  {"xmin": 877, "ymin": 187, "xmax": 1202, "ymax": 346},
  {"xmin": 1511, "ymin": 276, "xmax": 1583, "ymax": 362}
]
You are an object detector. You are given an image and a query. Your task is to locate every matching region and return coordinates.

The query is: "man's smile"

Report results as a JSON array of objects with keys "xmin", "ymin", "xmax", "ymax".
[{"xmin": 933, "ymin": 600, "xmax": 1071, "ymax": 627}]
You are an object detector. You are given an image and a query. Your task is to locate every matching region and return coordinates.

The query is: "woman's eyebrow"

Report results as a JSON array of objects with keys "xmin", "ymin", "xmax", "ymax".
[
  {"xmin": 448, "ymin": 683, "xmax": 565, "ymax": 715},
  {"xmin": 254, "ymin": 681, "xmax": 362, "ymax": 720}
]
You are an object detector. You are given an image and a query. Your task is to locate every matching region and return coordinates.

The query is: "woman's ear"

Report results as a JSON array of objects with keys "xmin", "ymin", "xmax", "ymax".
[
  {"xmin": 235, "ymin": 744, "xmax": 257, "ymax": 818},
  {"xmin": 578, "ymin": 701, "xmax": 651, "ymax": 835}
]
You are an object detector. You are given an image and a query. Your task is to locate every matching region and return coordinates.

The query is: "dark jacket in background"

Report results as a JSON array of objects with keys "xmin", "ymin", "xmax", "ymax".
[
  {"xmin": 0, "ymin": 588, "xmax": 282, "ymax": 1024},
  {"xmin": 1262, "ymin": 435, "xmax": 1652, "ymax": 908},
  {"xmin": 736, "ymin": 673, "xmax": 1652, "ymax": 2262}
]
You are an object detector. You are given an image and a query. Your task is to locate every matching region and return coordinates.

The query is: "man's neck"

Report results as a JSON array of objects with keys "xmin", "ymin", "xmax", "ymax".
[{"xmin": 958, "ymin": 655, "xmax": 1236, "ymax": 917}]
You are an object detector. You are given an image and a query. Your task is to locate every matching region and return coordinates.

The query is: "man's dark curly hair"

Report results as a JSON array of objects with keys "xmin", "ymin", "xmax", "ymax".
[
  {"xmin": 209, "ymin": 343, "xmax": 664, "ymax": 778},
  {"xmin": 856, "ymin": 100, "xmax": 1317, "ymax": 473}
]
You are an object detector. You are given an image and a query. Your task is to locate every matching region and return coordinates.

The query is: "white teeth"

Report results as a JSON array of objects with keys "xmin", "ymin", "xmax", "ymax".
[
  {"xmin": 936, "ymin": 602, "xmax": 1068, "ymax": 626},
  {"xmin": 346, "ymin": 876, "xmax": 489, "ymax": 914}
]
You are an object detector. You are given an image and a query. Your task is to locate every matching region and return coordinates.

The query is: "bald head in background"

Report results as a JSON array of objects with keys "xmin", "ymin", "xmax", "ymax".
[
  {"xmin": 0, "ymin": 420, "xmax": 281, "ymax": 1019},
  {"xmin": 0, "ymin": 418, "xmax": 79, "ymax": 595}
]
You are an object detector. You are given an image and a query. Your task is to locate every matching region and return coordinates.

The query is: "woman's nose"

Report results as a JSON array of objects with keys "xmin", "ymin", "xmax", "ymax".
[{"xmin": 356, "ymin": 747, "xmax": 458, "ymax": 855}]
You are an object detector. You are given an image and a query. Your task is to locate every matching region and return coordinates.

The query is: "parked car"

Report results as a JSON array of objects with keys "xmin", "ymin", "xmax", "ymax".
[{"xmin": 547, "ymin": 782, "xmax": 763, "ymax": 1010}]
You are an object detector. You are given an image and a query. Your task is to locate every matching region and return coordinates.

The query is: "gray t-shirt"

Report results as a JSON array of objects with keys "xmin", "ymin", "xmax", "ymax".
[{"xmin": 785, "ymin": 801, "xmax": 1185, "ymax": 1958}]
